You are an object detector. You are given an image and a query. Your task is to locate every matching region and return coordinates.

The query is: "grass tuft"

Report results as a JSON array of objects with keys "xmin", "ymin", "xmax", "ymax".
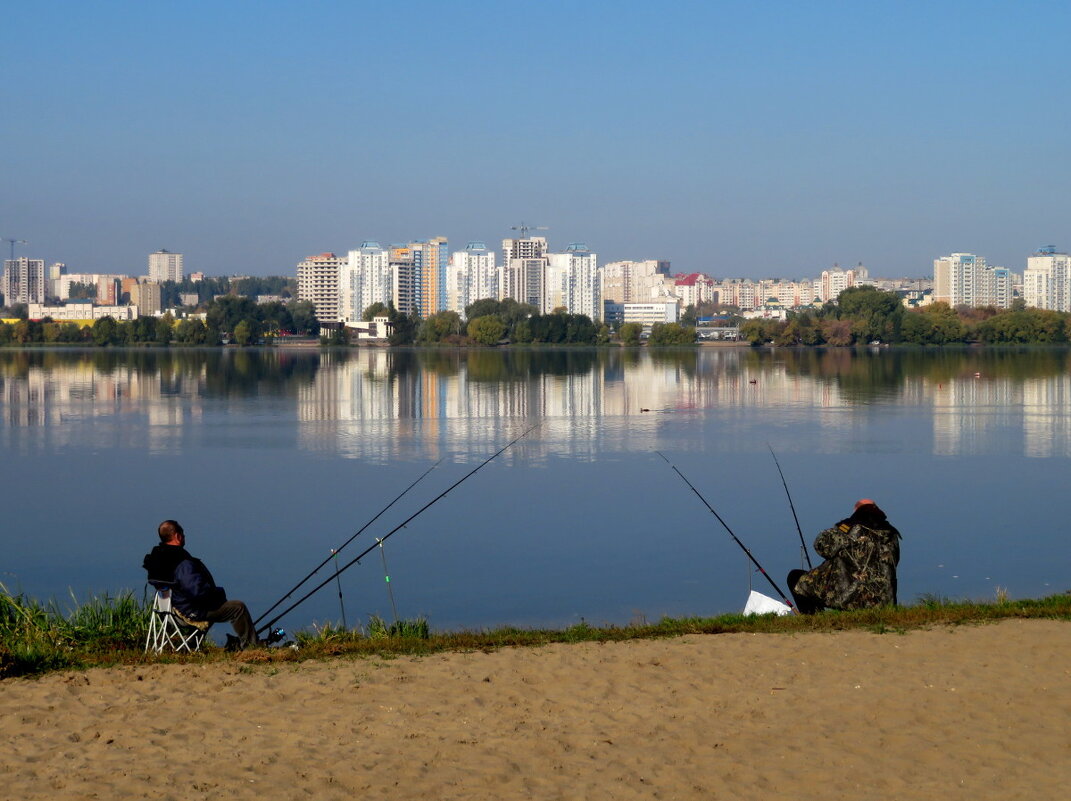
[{"xmin": 1, "ymin": 586, "xmax": 1068, "ymax": 679}]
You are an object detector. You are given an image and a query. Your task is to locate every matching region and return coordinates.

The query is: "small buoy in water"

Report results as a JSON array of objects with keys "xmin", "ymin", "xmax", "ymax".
[
  {"xmin": 640, "ymin": 408, "xmax": 650, "ymax": 412},
  {"xmin": 748, "ymin": 379, "xmax": 757, "ymax": 384},
  {"xmin": 974, "ymin": 372, "xmax": 981, "ymax": 378}
]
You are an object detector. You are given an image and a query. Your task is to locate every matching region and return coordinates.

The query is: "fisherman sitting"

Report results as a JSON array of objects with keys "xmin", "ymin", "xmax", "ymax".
[
  {"xmin": 788, "ymin": 499, "xmax": 901, "ymax": 614},
  {"xmin": 143, "ymin": 519, "xmax": 263, "ymax": 649}
]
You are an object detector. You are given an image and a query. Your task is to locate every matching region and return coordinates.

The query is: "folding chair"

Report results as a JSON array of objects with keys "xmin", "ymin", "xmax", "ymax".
[{"xmin": 145, "ymin": 584, "xmax": 211, "ymax": 654}]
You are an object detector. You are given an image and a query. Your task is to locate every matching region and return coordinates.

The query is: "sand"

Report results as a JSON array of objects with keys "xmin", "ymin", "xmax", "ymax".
[{"xmin": 1, "ymin": 619, "xmax": 1068, "ymax": 800}]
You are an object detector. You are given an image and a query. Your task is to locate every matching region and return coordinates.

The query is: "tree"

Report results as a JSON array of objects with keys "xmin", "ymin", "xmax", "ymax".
[
  {"xmin": 740, "ymin": 319, "xmax": 779, "ymax": 345},
  {"xmin": 648, "ymin": 323, "xmax": 697, "ymax": 345},
  {"xmin": 467, "ymin": 315, "xmax": 506, "ymax": 345},
  {"xmin": 819, "ymin": 318, "xmax": 853, "ymax": 346},
  {"xmin": 618, "ymin": 322, "xmax": 643, "ymax": 346},
  {"xmin": 92, "ymin": 317, "xmax": 118, "ymax": 347},
  {"xmin": 362, "ymin": 302, "xmax": 389, "ymax": 321},
  {"xmin": 834, "ymin": 286, "xmax": 905, "ymax": 343},
  {"xmin": 155, "ymin": 313, "xmax": 174, "ymax": 345},
  {"xmin": 233, "ymin": 319, "xmax": 254, "ymax": 346},
  {"xmin": 289, "ymin": 300, "xmax": 318, "ymax": 335},
  {"xmin": 417, "ymin": 311, "xmax": 463, "ymax": 343}
]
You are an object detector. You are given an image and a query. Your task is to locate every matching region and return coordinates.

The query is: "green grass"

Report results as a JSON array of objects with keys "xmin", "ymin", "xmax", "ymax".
[
  {"xmin": 1, "ymin": 587, "xmax": 1069, "ymax": 679},
  {"xmin": 0, "ymin": 585, "xmax": 149, "ymax": 677}
]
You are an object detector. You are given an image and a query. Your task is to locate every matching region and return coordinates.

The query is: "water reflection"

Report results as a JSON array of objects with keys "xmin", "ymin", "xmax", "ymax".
[{"xmin": 2, "ymin": 348, "xmax": 1071, "ymax": 459}]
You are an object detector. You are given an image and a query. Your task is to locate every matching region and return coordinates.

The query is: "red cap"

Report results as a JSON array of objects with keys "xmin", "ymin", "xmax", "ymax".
[{"xmin": 854, "ymin": 498, "xmax": 876, "ymax": 510}]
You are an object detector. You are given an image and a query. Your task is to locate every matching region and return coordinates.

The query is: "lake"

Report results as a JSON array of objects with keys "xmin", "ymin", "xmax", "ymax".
[{"xmin": 1, "ymin": 346, "xmax": 1067, "ymax": 635}]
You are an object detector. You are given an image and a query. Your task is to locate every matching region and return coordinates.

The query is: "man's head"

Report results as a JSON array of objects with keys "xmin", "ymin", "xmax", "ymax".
[
  {"xmin": 854, "ymin": 499, "xmax": 876, "ymax": 511},
  {"xmin": 158, "ymin": 520, "xmax": 185, "ymax": 546}
]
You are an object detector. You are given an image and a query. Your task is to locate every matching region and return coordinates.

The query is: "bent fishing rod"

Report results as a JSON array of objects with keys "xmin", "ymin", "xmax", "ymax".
[
  {"xmin": 767, "ymin": 444, "xmax": 813, "ymax": 570},
  {"xmin": 253, "ymin": 458, "xmax": 444, "ymax": 627},
  {"xmin": 256, "ymin": 423, "xmax": 541, "ymax": 635},
  {"xmin": 656, "ymin": 451, "xmax": 796, "ymax": 611}
]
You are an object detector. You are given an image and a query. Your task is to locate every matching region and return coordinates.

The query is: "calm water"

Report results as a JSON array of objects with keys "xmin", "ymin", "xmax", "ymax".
[{"xmin": 1, "ymin": 346, "xmax": 1068, "ymax": 634}]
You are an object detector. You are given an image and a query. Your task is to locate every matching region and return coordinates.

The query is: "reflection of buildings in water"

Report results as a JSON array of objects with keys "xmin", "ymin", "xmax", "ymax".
[
  {"xmin": 1022, "ymin": 376, "xmax": 1071, "ymax": 458},
  {"xmin": 932, "ymin": 377, "xmax": 1021, "ymax": 456},
  {"xmin": 0, "ymin": 361, "xmax": 202, "ymax": 453}
]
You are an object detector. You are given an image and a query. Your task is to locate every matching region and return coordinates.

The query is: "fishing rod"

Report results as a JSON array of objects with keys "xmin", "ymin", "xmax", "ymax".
[
  {"xmin": 656, "ymin": 451, "xmax": 796, "ymax": 611},
  {"xmin": 767, "ymin": 444, "xmax": 813, "ymax": 570},
  {"xmin": 256, "ymin": 423, "xmax": 541, "ymax": 635},
  {"xmin": 253, "ymin": 458, "xmax": 443, "ymax": 626}
]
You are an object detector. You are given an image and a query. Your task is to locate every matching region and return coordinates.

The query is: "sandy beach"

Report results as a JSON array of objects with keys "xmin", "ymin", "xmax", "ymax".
[{"xmin": 1, "ymin": 619, "xmax": 1067, "ymax": 800}]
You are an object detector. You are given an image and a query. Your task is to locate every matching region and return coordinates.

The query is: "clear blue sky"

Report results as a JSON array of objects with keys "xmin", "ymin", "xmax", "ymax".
[{"xmin": 4, "ymin": 1, "xmax": 1069, "ymax": 279}]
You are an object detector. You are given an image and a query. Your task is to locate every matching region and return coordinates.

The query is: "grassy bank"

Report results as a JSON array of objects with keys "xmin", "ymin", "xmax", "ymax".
[{"xmin": 2, "ymin": 587, "xmax": 1069, "ymax": 679}]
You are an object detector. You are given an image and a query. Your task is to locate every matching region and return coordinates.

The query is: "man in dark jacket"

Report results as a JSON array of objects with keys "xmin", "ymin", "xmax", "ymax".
[
  {"xmin": 787, "ymin": 499, "xmax": 901, "ymax": 614},
  {"xmin": 143, "ymin": 519, "xmax": 260, "ymax": 649}
]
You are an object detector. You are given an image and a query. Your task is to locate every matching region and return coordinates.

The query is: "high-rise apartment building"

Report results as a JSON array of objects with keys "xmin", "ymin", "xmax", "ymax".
[
  {"xmin": 600, "ymin": 260, "xmax": 670, "ymax": 303},
  {"xmin": 297, "ymin": 252, "xmax": 345, "ymax": 323},
  {"xmin": 934, "ymin": 253, "xmax": 1011, "ymax": 308},
  {"xmin": 148, "ymin": 249, "xmax": 184, "ymax": 283},
  {"xmin": 1023, "ymin": 247, "xmax": 1071, "ymax": 312},
  {"xmin": 2, "ymin": 257, "xmax": 46, "ymax": 305},
  {"xmin": 449, "ymin": 242, "xmax": 497, "ymax": 317},
  {"xmin": 131, "ymin": 280, "xmax": 163, "ymax": 315},
  {"xmin": 389, "ymin": 246, "xmax": 417, "ymax": 317},
  {"xmin": 818, "ymin": 265, "xmax": 863, "ymax": 302},
  {"xmin": 501, "ymin": 236, "xmax": 548, "ymax": 311},
  {"xmin": 546, "ymin": 244, "xmax": 601, "ymax": 321},
  {"xmin": 410, "ymin": 237, "xmax": 449, "ymax": 318},
  {"xmin": 343, "ymin": 242, "xmax": 392, "ymax": 322},
  {"xmin": 672, "ymin": 273, "xmax": 716, "ymax": 308}
]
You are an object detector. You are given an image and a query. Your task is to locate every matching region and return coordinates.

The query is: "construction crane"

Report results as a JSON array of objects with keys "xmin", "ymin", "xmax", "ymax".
[
  {"xmin": 510, "ymin": 222, "xmax": 548, "ymax": 239},
  {"xmin": 2, "ymin": 238, "xmax": 28, "ymax": 261}
]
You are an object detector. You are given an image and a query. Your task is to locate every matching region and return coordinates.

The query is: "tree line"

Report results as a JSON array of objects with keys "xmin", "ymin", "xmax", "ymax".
[
  {"xmin": 0, "ymin": 296, "xmax": 318, "ymax": 347},
  {"xmin": 352, "ymin": 298, "xmax": 698, "ymax": 347},
  {"xmin": 739, "ymin": 287, "xmax": 1071, "ymax": 346}
]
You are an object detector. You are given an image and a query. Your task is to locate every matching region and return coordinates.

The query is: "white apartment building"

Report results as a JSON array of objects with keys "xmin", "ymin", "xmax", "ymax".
[
  {"xmin": 756, "ymin": 279, "xmax": 818, "ymax": 308},
  {"xmin": 819, "ymin": 266, "xmax": 859, "ymax": 302},
  {"xmin": 342, "ymin": 243, "xmax": 392, "ymax": 322},
  {"xmin": 389, "ymin": 246, "xmax": 417, "ymax": 317},
  {"xmin": 501, "ymin": 236, "xmax": 548, "ymax": 311},
  {"xmin": 1023, "ymin": 248, "xmax": 1071, "ymax": 312},
  {"xmin": 672, "ymin": 273, "xmax": 716, "ymax": 307},
  {"xmin": 449, "ymin": 242, "xmax": 497, "ymax": 317},
  {"xmin": 2, "ymin": 257, "xmax": 46, "ymax": 305},
  {"xmin": 934, "ymin": 253, "xmax": 1011, "ymax": 308},
  {"xmin": 28, "ymin": 302, "xmax": 138, "ymax": 321},
  {"xmin": 148, "ymin": 250, "xmax": 183, "ymax": 283},
  {"xmin": 600, "ymin": 260, "xmax": 671, "ymax": 303},
  {"xmin": 546, "ymin": 244, "xmax": 600, "ymax": 321},
  {"xmin": 297, "ymin": 252, "xmax": 345, "ymax": 323},
  {"xmin": 603, "ymin": 300, "xmax": 680, "ymax": 327},
  {"xmin": 714, "ymin": 279, "xmax": 760, "ymax": 310}
]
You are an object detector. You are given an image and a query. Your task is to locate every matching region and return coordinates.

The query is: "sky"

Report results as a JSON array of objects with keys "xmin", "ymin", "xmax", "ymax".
[{"xmin": 4, "ymin": 1, "xmax": 1070, "ymax": 279}]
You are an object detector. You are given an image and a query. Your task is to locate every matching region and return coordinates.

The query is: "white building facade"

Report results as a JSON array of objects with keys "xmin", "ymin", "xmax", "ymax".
[
  {"xmin": 1023, "ymin": 249, "xmax": 1071, "ymax": 312},
  {"xmin": 546, "ymin": 244, "xmax": 600, "ymax": 321},
  {"xmin": 148, "ymin": 250, "xmax": 183, "ymax": 283},
  {"xmin": 343, "ymin": 243, "xmax": 392, "ymax": 322},
  {"xmin": 2, "ymin": 257, "xmax": 46, "ymax": 305},
  {"xmin": 297, "ymin": 252, "xmax": 345, "ymax": 323},
  {"xmin": 449, "ymin": 242, "xmax": 497, "ymax": 317},
  {"xmin": 600, "ymin": 260, "xmax": 671, "ymax": 303},
  {"xmin": 934, "ymin": 253, "xmax": 1011, "ymax": 309}
]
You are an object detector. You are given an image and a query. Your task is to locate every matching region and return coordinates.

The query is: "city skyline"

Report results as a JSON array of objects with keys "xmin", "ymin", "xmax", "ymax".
[{"xmin": 4, "ymin": 3, "xmax": 1071, "ymax": 278}]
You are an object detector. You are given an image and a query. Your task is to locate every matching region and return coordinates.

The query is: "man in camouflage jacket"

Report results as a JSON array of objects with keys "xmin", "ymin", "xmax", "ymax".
[{"xmin": 788, "ymin": 500, "xmax": 901, "ymax": 613}]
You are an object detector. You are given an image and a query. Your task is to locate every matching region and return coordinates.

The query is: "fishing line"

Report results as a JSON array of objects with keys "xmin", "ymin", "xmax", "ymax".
[
  {"xmin": 331, "ymin": 549, "xmax": 347, "ymax": 630},
  {"xmin": 377, "ymin": 538, "xmax": 399, "ymax": 624},
  {"xmin": 254, "ymin": 458, "xmax": 443, "ymax": 626},
  {"xmin": 768, "ymin": 444, "xmax": 813, "ymax": 570},
  {"xmin": 656, "ymin": 451, "xmax": 796, "ymax": 612},
  {"xmin": 256, "ymin": 422, "xmax": 541, "ymax": 635}
]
